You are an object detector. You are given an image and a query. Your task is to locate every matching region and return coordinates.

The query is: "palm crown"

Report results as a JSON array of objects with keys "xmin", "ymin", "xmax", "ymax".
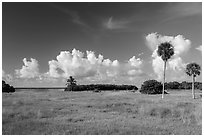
[
  {"xmin": 66, "ymin": 76, "xmax": 77, "ymax": 86},
  {"xmin": 186, "ymin": 63, "xmax": 201, "ymax": 77},
  {"xmin": 157, "ymin": 42, "xmax": 174, "ymax": 61}
]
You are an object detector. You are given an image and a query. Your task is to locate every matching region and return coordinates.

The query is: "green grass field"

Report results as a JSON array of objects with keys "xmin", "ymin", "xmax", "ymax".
[{"xmin": 2, "ymin": 89, "xmax": 202, "ymax": 135}]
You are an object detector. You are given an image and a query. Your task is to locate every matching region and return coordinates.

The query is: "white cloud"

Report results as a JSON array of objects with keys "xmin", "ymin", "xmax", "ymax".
[
  {"xmin": 15, "ymin": 58, "xmax": 39, "ymax": 78},
  {"xmin": 146, "ymin": 33, "xmax": 191, "ymax": 80},
  {"xmin": 171, "ymin": 35, "xmax": 191, "ymax": 55},
  {"xmin": 152, "ymin": 55, "xmax": 164, "ymax": 80},
  {"xmin": 196, "ymin": 45, "xmax": 202, "ymax": 52},
  {"xmin": 127, "ymin": 69, "xmax": 143, "ymax": 76},
  {"xmin": 87, "ymin": 51, "xmax": 103, "ymax": 64},
  {"xmin": 124, "ymin": 56, "xmax": 144, "ymax": 77},
  {"xmin": 112, "ymin": 60, "xmax": 119, "ymax": 67},
  {"xmin": 146, "ymin": 32, "xmax": 191, "ymax": 55},
  {"xmin": 46, "ymin": 49, "xmax": 144, "ymax": 83},
  {"xmin": 46, "ymin": 49, "xmax": 120, "ymax": 79},
  {"xmin": 2, "ymin": 70, "xmax": 13, "ymax": 82},
  {"xmin": 14, "ymin": 49, "xmax": 144, "ymax": 85},
  {"xmin": 168, "ymin": 57, "xmax": 185, "ymax": 71},
  {"xmin": 128, "ymin": 56, "xmax": 143, "ymax": 68},
  {"xmin": 102, "ymin": 59, "xmax": 112, "ymax": 66},
  {"xmin": 47, "ymin": 60, "xmax": 60, "ymax": 78}
]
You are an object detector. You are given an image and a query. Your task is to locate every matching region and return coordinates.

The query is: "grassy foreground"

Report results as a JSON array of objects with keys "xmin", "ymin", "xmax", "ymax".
[{"xmin": 2, "ymin": 89, "xmax": 202, "ymax": 135}]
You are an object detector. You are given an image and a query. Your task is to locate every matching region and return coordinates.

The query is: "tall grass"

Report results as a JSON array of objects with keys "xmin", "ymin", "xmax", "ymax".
[{"xmin": 2, "ymin": 89, "xmax": 201, "ymax": 135}]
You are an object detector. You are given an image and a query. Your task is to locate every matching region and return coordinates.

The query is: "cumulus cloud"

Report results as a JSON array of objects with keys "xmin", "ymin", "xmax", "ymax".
[
  {"xmin": 146, "ymin": 32, "xmax": 191, "ymax": 55},
  {"xmin": 47, "ymin": 49, "xmax": 118, "ymax": 79},
  {"xmin": 46, "ymin": 49, "xmax": 143, "ymax": 83},
  {"xmin": 146, "ymin": 32, "xmax": 191, "ymax": 80},
  {"xmin": 171, "ymin": 35, "xmax": 191, "ymax": 55},
  {"xmin": 128, "ymin": 56, "xmax": 143, "ymax": 68},
  {"xmin": 126, "ymin": 56, "xmax": 143, "ymax": 77},
  {"xmin": 2, "ymin": 70, "xmax": 13, "ymax": 82},
  {"xmin": 14, "ymin": 49, "xmax": 144, "ymax": 85},
  {"xmin": 152, "ymin": 55, "xmax": 164, "ymax": 80},
  {"xmin": 47, "ymin": 60, "xmax": 60, "ymax": 78},
  {"xmin": 196, "ymin": 45, "xmax": 202, "ymax": 52},
  {"xmin": 15, "ymin": 58, "xmax": 40, "ymax": 78},
  {"xmin": 168, "ymin": 57, "xmax": 186, "ymax": 71}
]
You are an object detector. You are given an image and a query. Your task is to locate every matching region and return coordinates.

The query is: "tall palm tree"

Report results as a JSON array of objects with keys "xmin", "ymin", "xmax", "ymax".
[
  {"xmin": 66, "ymin": 76, "xmax": 77, "ymax": 91},
  {"xmin": 157, "ymin": 42, "xmax": 174, "ymax": 99},
  {"xmin": 185, "ymin": 63, "xmax": 201, "ymax": 99}
]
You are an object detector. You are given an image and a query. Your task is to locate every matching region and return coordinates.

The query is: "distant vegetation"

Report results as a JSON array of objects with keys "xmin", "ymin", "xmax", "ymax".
[
  {"xmin": 65, "ymin": 84, "xmax": 138, "ymax": 91},
  {"xmin": 64, "ymin": 76, "xmax": 201, "ymax": 92},
  {"xmin": 165, "ymin": 81, "xmax": 202, "ymax": 90},
  {"xmin": 2, "ymin": 80, "xmax": 15, "ymax": 93},
  {"xmin": 65, "ymin": 76, "xmax": 138, "ymax": 92},
  {"xmin": 140, "ymin": 79, "xmax": 202, "ymax": 95}
]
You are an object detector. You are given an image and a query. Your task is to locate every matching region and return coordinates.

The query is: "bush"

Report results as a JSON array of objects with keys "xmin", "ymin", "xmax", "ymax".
[
  {"xmin": 139, "ymin": 80, "xmax": 164, "ymax": 94},
  {"xmin": 2, "ymin": 80, "xmax": 15, "ymax": 93}
]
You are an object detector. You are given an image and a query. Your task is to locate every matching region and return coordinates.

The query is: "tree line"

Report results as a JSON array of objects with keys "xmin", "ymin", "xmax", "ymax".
[
  {"xmin": 164, "ymin": 81, "xmax": 202, "ymax": 90},
  {"xmin": 139, "ymin": 80, "xmax": 202, "ymax": 95},
  {"xmin": 65, "ymin": 77, "xmax": 138, "ymax": 91},
  {"xmin": 65, "ymin": 76, "xmax": 202, "ymax": 93}
]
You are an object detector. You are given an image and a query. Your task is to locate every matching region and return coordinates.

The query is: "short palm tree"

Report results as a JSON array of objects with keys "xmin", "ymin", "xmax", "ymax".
[
  {"xmin": 185, "ymin": 63, "xmax": 201, "ymax": 99},
  {"xmin": 66, "ymin": 76, "xmax": 77, "ymax": 91},
  {"xmin": 157, "ymin": 42, "xmax": 174, "ymax": 99}
]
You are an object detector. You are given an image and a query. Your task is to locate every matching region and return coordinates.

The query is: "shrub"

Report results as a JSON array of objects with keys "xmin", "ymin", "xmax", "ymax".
[
  {"xmin": 139, "ymin": 80, "xmax": 165, "ymax": 94},
  {"xmin": 2, "ymin": 80, "xmax": 15, "ymax": 93}
]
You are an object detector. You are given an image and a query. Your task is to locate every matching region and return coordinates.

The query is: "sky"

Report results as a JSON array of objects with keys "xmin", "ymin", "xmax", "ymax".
[{"xmin": 2, "ymin": 2, "xmax": 202, "ymax": 87}]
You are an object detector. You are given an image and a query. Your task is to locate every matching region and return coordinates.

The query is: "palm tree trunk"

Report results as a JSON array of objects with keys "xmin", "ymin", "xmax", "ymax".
[
  {"xmin": 71, "ymin": 85, "xmax": 73, "ymax": 92},
  {"xmin": 192, "ymin": 75, "xmax": 195, "ymax": 99},
  {"xmin": 162, "ymin": 61, "xmax": 166, "ymax": 99}
]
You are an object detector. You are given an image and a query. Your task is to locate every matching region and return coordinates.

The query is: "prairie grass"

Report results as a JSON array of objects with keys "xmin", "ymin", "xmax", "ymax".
[{"xmin": 2, "ymin": 89, "xmax": 202, "ymax": 135}]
